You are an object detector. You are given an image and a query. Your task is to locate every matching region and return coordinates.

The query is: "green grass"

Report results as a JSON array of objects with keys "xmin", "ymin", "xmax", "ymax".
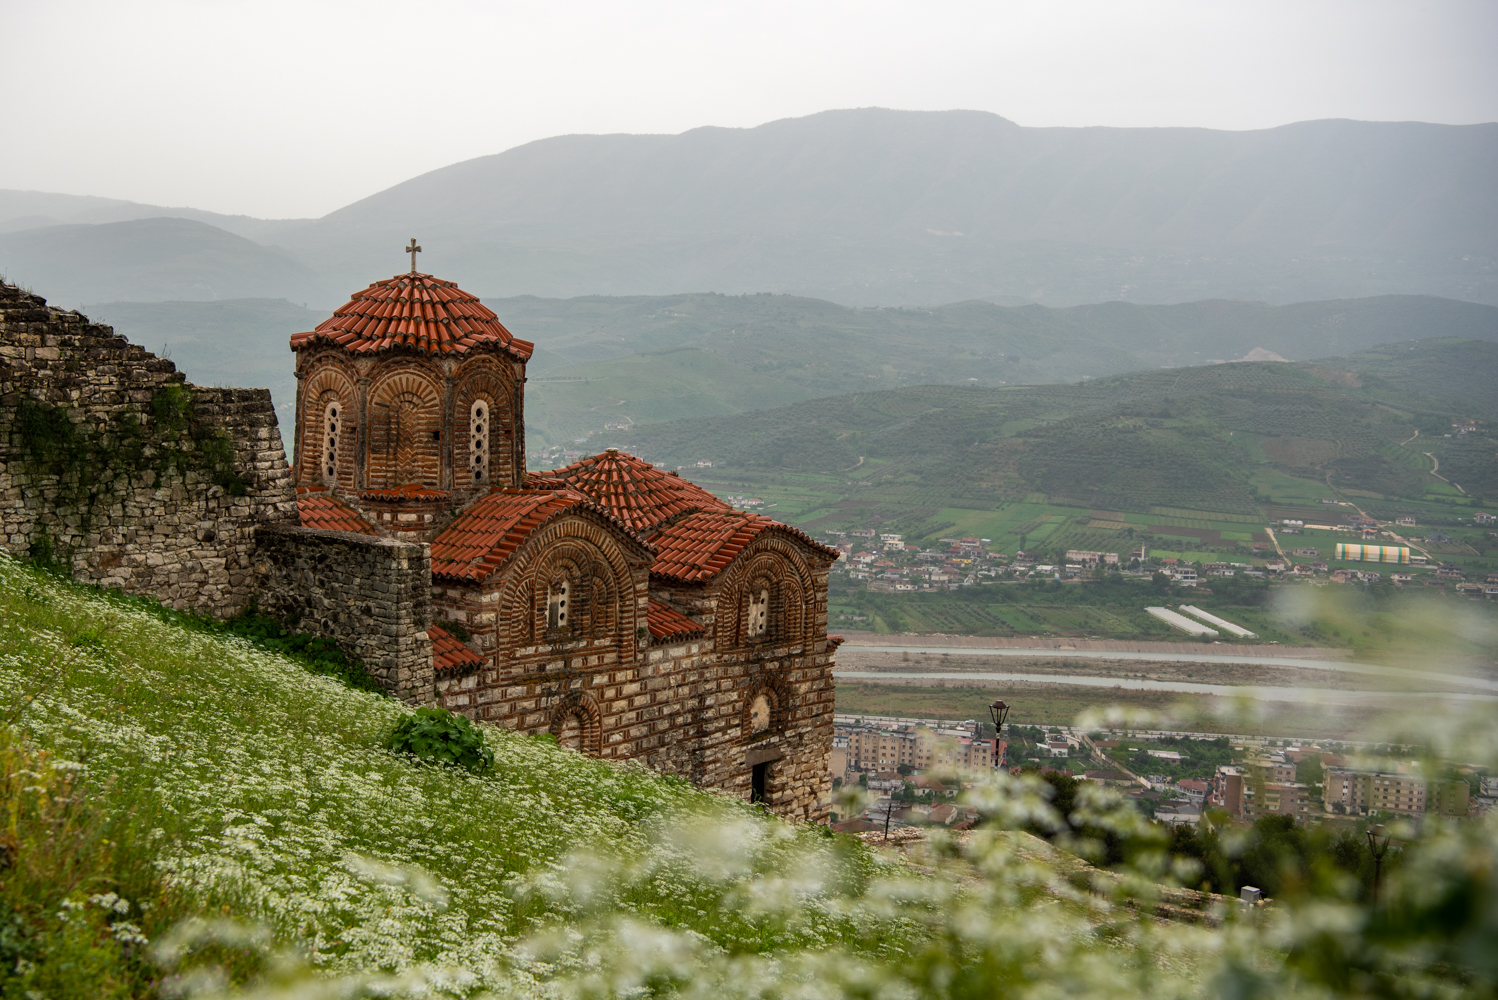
[
  {"xmin": 0, "ymin": 559, "xmax": 892, "ymax": 994},
  {"xmin": 4, "ymin": 560, "xmax": 1497, "ymax": 997}
]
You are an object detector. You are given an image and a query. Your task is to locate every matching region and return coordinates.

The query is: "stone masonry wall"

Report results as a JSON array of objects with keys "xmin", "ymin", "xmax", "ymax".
[
  {"xmin": 0, "ymin": 282, "xmax": 296, "ymax": 615},
  {"xmin": 255, "ymin": 524, "xmax": 435, "ymax": 703}
]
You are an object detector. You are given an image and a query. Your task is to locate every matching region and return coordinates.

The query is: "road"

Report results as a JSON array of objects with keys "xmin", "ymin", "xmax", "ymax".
[
  {"xmin": 1423, "ymin": 450, "xmax": 1466, "ymax": 494},
  {"xmin": 835, "ymin": 669, "xmax": 1498, "ymax": 706},
  {"xmin": 838, "ymin": 643, "xmax": 1498, "ymax": 691}
]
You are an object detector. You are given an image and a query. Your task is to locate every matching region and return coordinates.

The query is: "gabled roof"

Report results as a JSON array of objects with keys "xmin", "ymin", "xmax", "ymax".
[
  {"xmin": 428, "ymin": 625, "xmax": 484, "ymax": 677},
  {"xmin": 533, "ymin": 449, "xmax": 730, "ymax": 532},
  {"xmin": 649, "ymin": 509, "xmax": 838, "ymax": 582},
  {"xmin": 296, "ymin": 487, "xmax": 377, "ymax": 535},
  {"xmin": 645, "ymin": 599, "xmax": 707, "ymax": 644},
  {"xmin": 429, "ymin": 488, "xmax": 650, "ymax": 583},
  {"xmin": 289, "ymin": 273, "xmax": 534, "ymax": 360}
]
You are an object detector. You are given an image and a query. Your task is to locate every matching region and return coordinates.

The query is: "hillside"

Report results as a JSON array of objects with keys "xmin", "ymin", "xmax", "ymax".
[
  {"xmin": 70, "ymin": 292, "xmax": 1497, "ymax": 450},
  {"xmin": 616, "ymin": 343, "xmax": 1498, "ymax": 527},
  {"xmin": 0, "ymin": 217, "xmax": 322, "ymax": 306},
  {"xmin": 0, "ymin": 188, "xmax": 312, "ymax": 242},
  {"xmin": 3, "ymin": 564, "xmax": 1493, "ymax": 997},
  {"xmin": 5, "ymin": 109, "xmax": 1497, "ymax": 307}
]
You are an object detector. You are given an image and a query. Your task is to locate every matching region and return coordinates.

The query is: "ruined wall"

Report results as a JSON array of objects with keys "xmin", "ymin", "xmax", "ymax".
[
  {"xmin": 255, "ymin": 524, "xmax": 434, "ymax": 703},
  {"xmin": 0, "ymin": 282, "xmax": 296, "ymax": 615}
]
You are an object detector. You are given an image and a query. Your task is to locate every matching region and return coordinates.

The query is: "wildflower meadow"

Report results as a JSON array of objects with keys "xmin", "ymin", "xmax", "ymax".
[{"xmin": 1, "ymin": 555, "xmax": 1495, "ymax": 998}]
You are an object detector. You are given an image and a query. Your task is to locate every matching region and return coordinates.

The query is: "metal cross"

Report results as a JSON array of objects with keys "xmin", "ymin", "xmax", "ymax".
[{"xmin": 405, "ymin": 238, "xmax": 422, "ymax": 274}]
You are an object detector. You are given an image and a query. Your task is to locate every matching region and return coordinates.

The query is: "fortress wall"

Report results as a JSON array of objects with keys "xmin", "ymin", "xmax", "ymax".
[
  {"xmin": 0, "ymin": 282, "xmax": 296, "ymax": 615},
  {"xmin": 254, "ymin": 524, "xmax": 434, "ymax": 703}
]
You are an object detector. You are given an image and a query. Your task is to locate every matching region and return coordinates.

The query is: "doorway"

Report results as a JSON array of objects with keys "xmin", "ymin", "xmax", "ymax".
[{"xmin": 750, "ymin": 761, "xmax": 769, "ymax": 806}]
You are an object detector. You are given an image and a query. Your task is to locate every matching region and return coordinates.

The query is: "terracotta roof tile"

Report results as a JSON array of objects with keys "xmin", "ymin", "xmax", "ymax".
[
  {"xmin": 827, "ymin": 635, "xmax": 845, "ymax": 650},
  {"xmin": 645, "ymin": 599, "xmax": 706, "ymax": 643},
  {"xmin": 429, "ymin": 488, "xmax": 650, "ymax": 583},
  {"xmin": 289, "ymin": 273, "xmax": 534, "ymax": 360},
  {"xmin": 429, "ymin": 624, "xmax": 484, "ymax": 677},
  {"xmin": 649, "ymin": 510, "xmax": 838, "ymax": 582},
  {"xmin": 296, "ymin": 487, "xmax": 377, "ymax": 535},
  {"xmin": 537, "ymin": 449, "xmax": 730, "ymax": 532}
]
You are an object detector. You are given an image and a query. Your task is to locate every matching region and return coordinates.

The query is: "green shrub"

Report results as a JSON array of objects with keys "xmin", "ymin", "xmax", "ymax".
[
  {"xmin": 384, "ymin": 707, "xmax": 495, "ymax": 774},
  {"xmin": 220, "ymin": 610, "xmax": 382, "ymax": 694}
]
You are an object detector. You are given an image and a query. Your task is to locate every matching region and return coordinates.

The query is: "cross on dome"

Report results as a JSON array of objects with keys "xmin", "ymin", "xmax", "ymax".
[{"xmin": 405, "ymin": 238, "xmax": 422, "ymax": 274}]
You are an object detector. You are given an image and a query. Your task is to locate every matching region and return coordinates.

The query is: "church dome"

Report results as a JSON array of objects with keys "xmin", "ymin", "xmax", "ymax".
[{"xmin": 290, "ymin": 273, "xmax": 534, "ymax": 359}]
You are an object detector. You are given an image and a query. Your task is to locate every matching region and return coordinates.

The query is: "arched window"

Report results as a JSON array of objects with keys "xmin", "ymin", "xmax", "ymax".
[
  {"xmin": 322, "ymin": 401, "xmax": 341, "ymax": 484},
  {"xmin": 547, "ymin": 579, "xmax": 570, "ymax": 630},
  {"xmin": 470, "ymin": 400, "xmax": 490, "ymax": 484},
  {"xmin": 747, "ymin": 588, "xmax": 769, "ymax": 639}
]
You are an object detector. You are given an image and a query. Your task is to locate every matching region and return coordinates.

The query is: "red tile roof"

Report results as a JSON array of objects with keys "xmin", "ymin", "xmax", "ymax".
[
  {"xmin": 360, "ymin": 485, "xmax": 451, "ymax": 502},
  {"xmin": 429, "ymin": 625, "xmax": 484, "ymax": 677},
  {"xmin": 645, "ymin": 599, "xmax": 706, "ymax": 643},
  {"xmin": 289, "ymin": 273, "xmax": 534, "ymax": 360},
  {"xmin": 535, "ymin": 449, "xmax": 730, "ymax": 532},
  {"xmin": 429, "ymin": 488, "xmax": 649, "ymax": 583},
  {"xmin": 296, "ymin": 487, "xmax": 377, "ymax": 535},
  {"xmin": 827, "ymin": 635, "xmax": 845, "ymax": 650},
  {"xmin": 649, "ymin": 510, "xmax": 838, "ymax": 582}
]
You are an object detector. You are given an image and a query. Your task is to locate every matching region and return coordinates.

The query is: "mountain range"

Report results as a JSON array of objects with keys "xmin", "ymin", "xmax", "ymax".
[
  {"xmin": 81, "ymin": 291, "xmax": 1498, "ymax": 450},
  {"xmin": 4, "ymin": 108, "xmax": 1496, "ymax": 308}
]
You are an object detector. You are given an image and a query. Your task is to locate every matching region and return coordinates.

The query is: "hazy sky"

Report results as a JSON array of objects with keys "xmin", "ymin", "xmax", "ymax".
[{"xmin": 4, "ymin": 0, "xmax": 1495, "ymax": 219}]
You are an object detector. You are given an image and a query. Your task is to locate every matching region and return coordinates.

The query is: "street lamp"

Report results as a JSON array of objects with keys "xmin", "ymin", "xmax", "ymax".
[
  {"xmin": 989, "ymin": 700, "xmax": 1010, "ymax": 769},
  {"xmin": 1367, "ymin": 824, "xmax": 1391, "ymax": 904}
]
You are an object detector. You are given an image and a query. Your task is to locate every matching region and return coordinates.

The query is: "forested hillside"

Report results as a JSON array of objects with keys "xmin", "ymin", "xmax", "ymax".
[{"xmin": 617, "ymin": 341, "xmax": 1498, "ymax": 516}]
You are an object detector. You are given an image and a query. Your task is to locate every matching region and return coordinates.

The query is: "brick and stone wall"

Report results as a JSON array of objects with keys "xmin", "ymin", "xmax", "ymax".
[
  {"xmin": 0, "ymin": 282, "xmax": 296, "ymax": 615},
  {"xmin": 254, "ymin": 524, "xmax": 435, "ymax": 703},
  {"xmin": 433, "ymin": 520, "xmax": 836, "ymax": 823}
]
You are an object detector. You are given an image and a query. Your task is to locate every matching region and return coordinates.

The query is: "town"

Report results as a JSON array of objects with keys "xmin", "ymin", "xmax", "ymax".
[{"xmin": 831, "ymin": 713, "xmax": 1495, "ymax": 835}]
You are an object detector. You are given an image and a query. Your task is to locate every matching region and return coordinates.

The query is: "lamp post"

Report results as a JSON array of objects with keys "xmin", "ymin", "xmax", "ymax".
[
  {"xmin": 1367, "ymin": 823, "xmax": 1391, "ymax": 904},
  {"xmin": 989, "ymin": 700, "xmax": 1010, "ymax": 770}
]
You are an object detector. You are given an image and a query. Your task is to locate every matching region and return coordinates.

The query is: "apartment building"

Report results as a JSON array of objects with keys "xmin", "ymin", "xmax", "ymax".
[
  {"xmin": 839, "ymin": 719, "xmax": 996, "ymax": 773},
  {"xmin": 1324, "ymin": 767, "xmax": 1470, "ymax": 818}
]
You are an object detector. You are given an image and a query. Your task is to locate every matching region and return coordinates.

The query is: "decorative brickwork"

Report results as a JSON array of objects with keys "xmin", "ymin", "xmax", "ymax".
[{"xmin": 0, "ymin": 281, "xmax": 296, "ymax": 616}]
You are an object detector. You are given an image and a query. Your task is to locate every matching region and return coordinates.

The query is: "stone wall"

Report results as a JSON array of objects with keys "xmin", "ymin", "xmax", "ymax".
[
  {"xmin": 0, "ymin": 282, "xmax": 296, "ymax": 615},
  {"xmin": 254, "ymin": 524, "xmax": 435, "ymax": 703}
]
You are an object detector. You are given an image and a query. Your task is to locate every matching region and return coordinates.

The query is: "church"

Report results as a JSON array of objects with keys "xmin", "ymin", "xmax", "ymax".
[{"xmin": 286, "ymin": 257, "xmax": 840, "ymax": 821}]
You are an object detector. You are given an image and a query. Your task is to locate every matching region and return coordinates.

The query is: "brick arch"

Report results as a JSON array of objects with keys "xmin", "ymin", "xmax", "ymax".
[
  {"xmin": 716, "ymin": 536, "xmax": 818, "ymax": 651},
  {"xmin": 454, "ymin": 364, "xmax": 516, "ymax": 490},
  {"xmin": 492, "ymin": 513, "xmax": 643, "ymax": 655},
  {"xmin": 743, "ymin": 672, "xmax": 790, "ymax": 737},
  {"xmin": 548, "ymin": 691, "xmax": 603, "ymax": 755},
  {"xmin": 298, "ymin": 361, "xmax": 358, "ymax": 488},
  {"xmin": 367, "ymin": 368, "xmax": 441, "ymax": 488}
]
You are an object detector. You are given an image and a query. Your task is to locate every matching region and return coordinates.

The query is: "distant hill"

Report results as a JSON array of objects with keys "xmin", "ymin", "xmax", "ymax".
[
  {"xmin": 507, "ymin": 292, "xmax": 1498, "ymax": 443},
  {"xmin": 4, "ymin": 109, "xmax": 1496, "ymax": 307},
  {"xmin": 57, "ymin": 291, "xmax": 1498, "ymax": 450},
  {"xmin": 283, "ymin": 109, "xmax": 1498, "ymax": 305},
  {"xmin": 0, "ymin": 189, "xmax": 311, "ymax": 241},
  {"xmin": 0, "ymin": 218, "xmax": 321, "ymax": 306},
  {"xmin": 615, "ymin": 342, "xmax": 1498, "ymax": 517}
]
